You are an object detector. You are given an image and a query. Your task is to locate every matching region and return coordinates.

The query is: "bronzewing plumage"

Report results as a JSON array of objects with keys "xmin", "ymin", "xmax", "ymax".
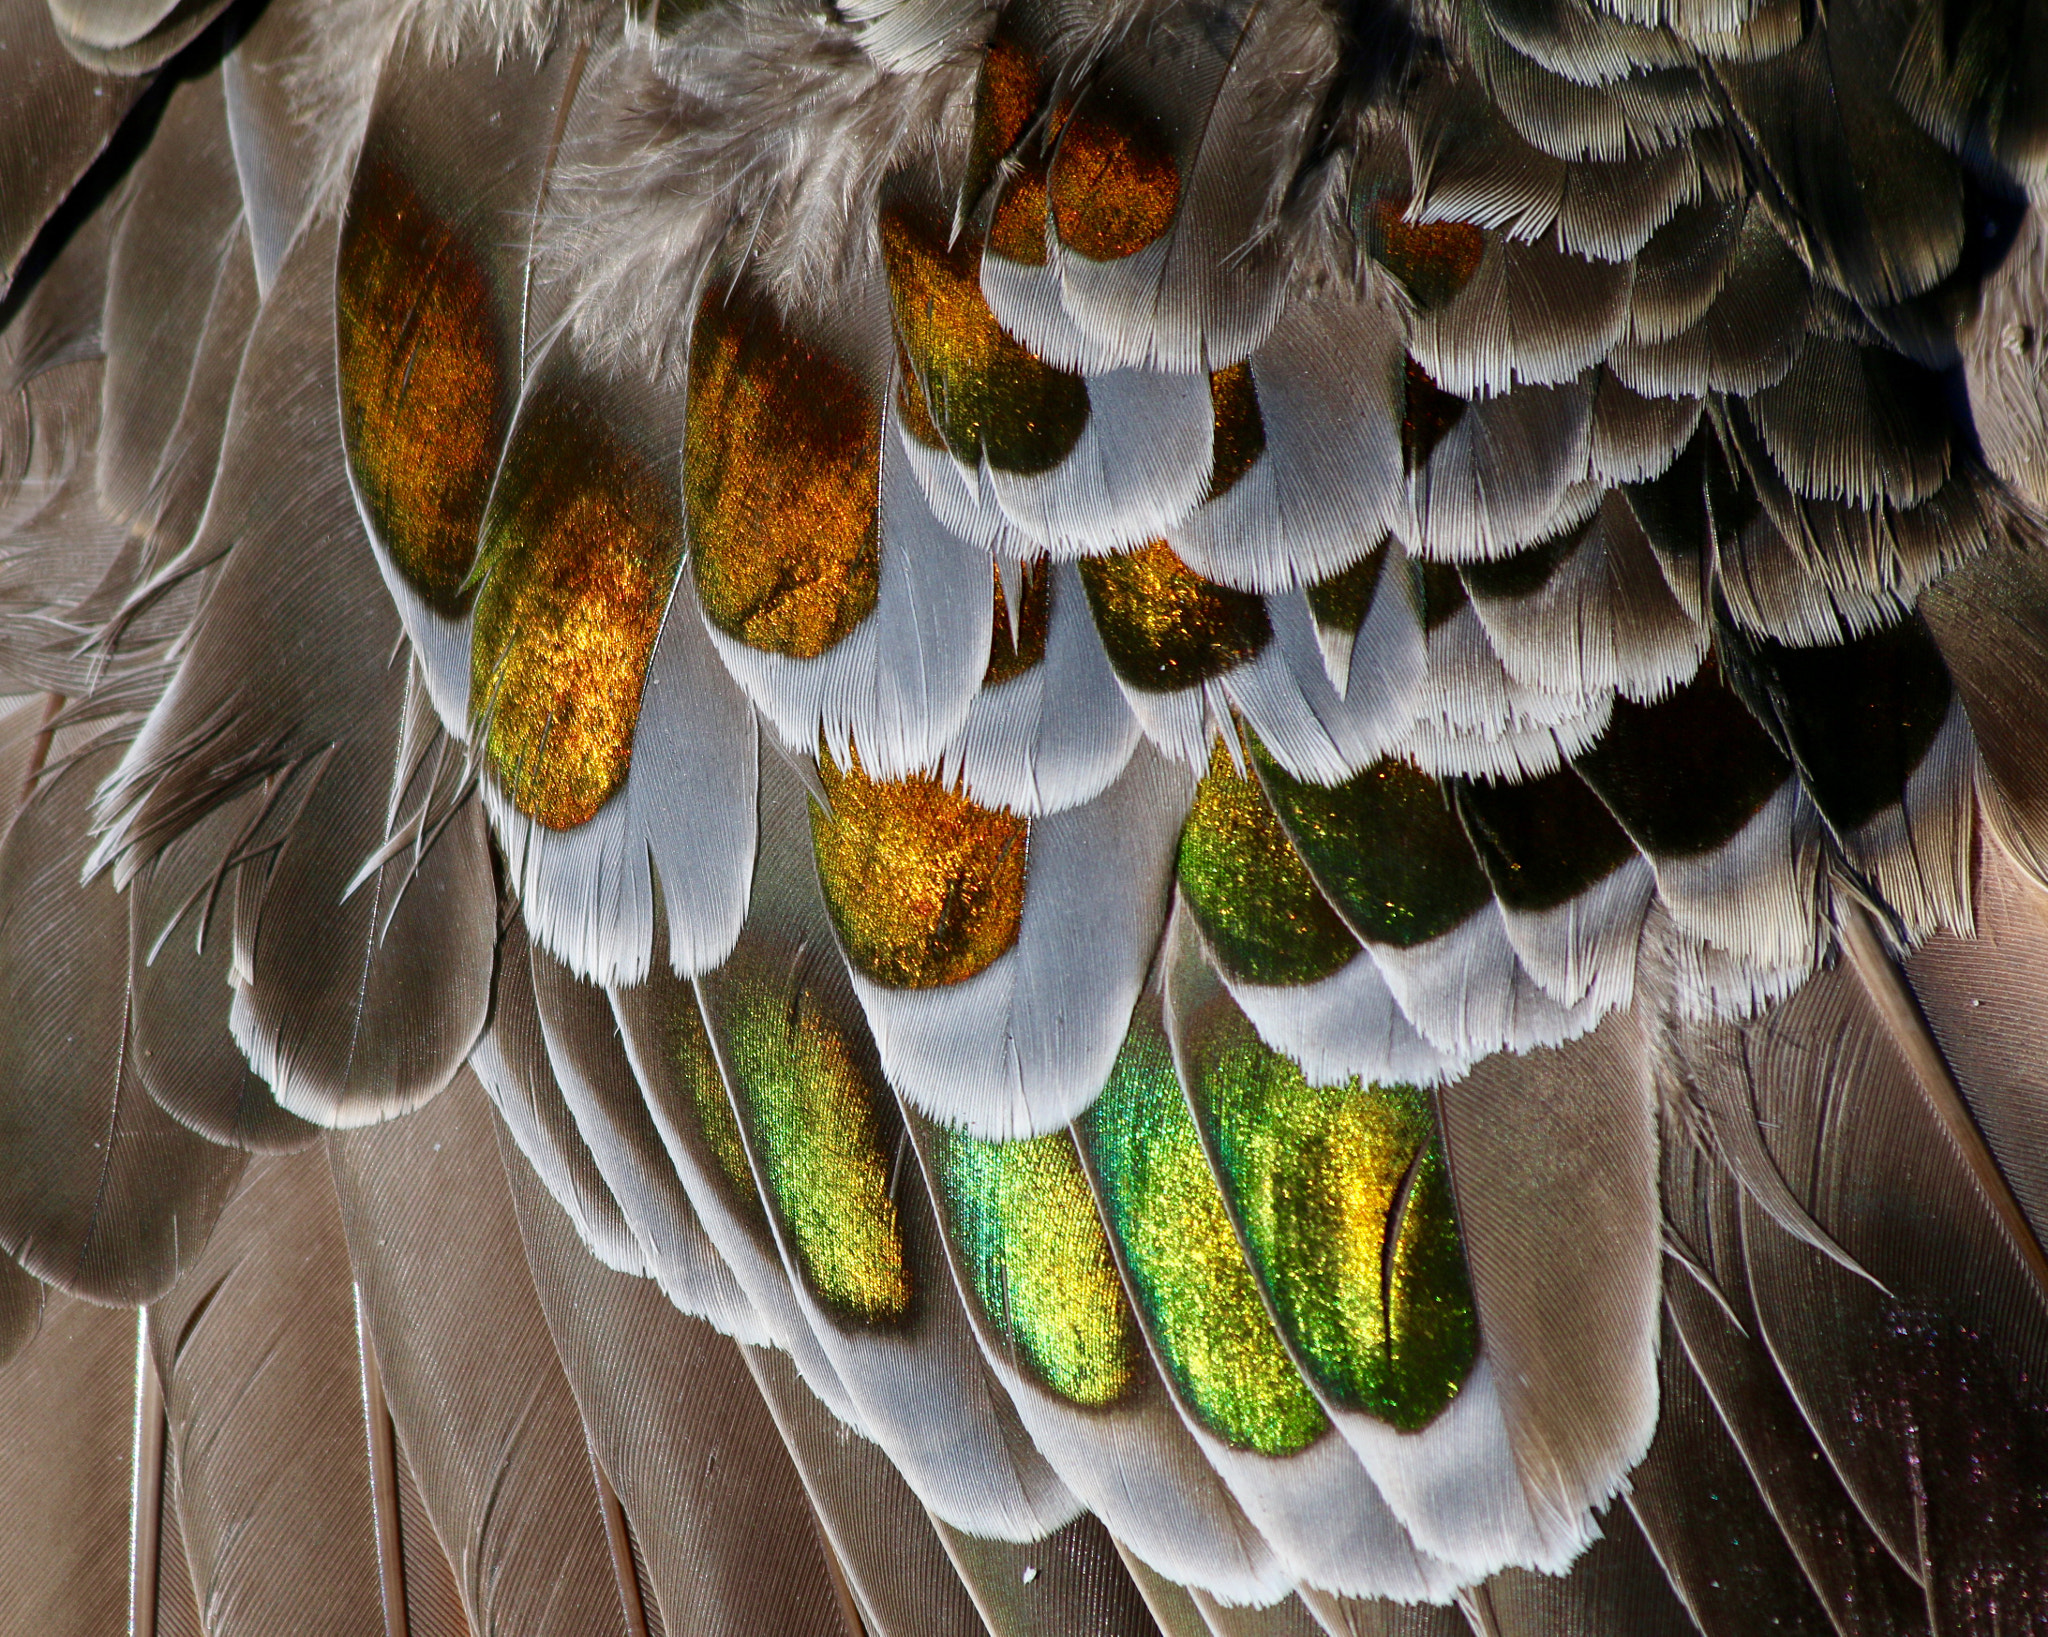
[{"xmin": 6, "ymin": 0, "xmax": 2048, "ymax": 1627}]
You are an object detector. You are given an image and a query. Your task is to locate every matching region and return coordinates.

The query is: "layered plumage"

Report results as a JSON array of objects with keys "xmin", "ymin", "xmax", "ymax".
[{"xmin": 4, "ymin": 0, "xmax": 2048, "ymax": 1629}]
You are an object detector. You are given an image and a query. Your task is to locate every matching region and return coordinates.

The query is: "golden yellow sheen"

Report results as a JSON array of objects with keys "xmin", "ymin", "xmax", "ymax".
[
  {"xmin": 686, "ymin": 279, "xmax": 880, "ymax": 659},
  {"xmin": 1077, "ymin": 540, "xmax": 1270, "ymax": 692},
  {"xmin": 988, "ymin": 162, "xmax": 1051, "ymax": 266},
  {"xmin": 721, "ymin": 976, "xmax": 911, "ymax": 1324},
  {"xmin": 667, "ymin": 978, "xmax": 763, "ymax": 1226},
  {"xmin": 964, "ymin": 22, "xmax": 1041, "ymax": 210},
  {"xmin": 1372, "ymin": 200, "xmax": 1486, "ymax": 311},
  {"xmin": 880, "ymin": 199, "xmax": 1088, "ymax": 476},
  {"xmin": 337, "ymin": 156, "xmax": 504, "ymax": 615},
  {"xmin": 1205, "ymin": 363, "xmax": 1266, "ymax": 503},
  {"xmin": 469, "ymin": 381, "xmax": 679, "ymax": 830},
  {"xmin": 933, "ymin": 1125, "xmax": 1138, "ymax": 1406},
  {"xmin": 812, "ymin": 749, "xmax": 1028, "ymax": 989}
]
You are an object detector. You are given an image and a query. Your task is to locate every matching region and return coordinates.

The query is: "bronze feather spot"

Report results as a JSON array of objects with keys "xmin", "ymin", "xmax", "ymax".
[
  {"xmin": 985, "ymin": 556, "xmax": 1052, "ymax": 686},
  {"xmin": 1048, "ymin": 89, "xmax": 1181, "ymax": 262},
  {"xmin": 812, "ymin": 748, "xmax": 1029, "ymax": 989},
  {"xmin": 686, "ymin": 278, "xmax": 881, "ymax": 659},
  {"xmin": 469, "ymin": 373, "xmax": 680, "ymax": 831},
  {"xmin": 338, "ymin": 156, "xmax": 506, "ymax": 617},
  {"xmin": 881, "ymin": 198, "xmax": 1089, "ymax": 476},
  {"xmin": 1078, "ymin": 540, "xmax": 1271, "ymax": 691}
]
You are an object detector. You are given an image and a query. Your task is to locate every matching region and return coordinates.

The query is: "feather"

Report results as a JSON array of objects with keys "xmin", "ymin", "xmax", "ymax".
[
  {"xmin": 496, "ymin": 1120, "xmax": 852, "ymax": 1637},
  {"xmin": 0, "ymin": 0, "xmax": 142, "ymax": 305},
  {"xmin": 694, "ymin": 746, "xmax": 1080, "ymax": 1539},
  {"xmin": 526, "ymin": 933, "xmax": 761, "ymax": 1336},
  {"xmin": 94, "ymin": 69, "xmax": 241, "ymax": 538},
  {"xmin": 1165, "ymin": 295, "xmax": 1407, "ymax": 597},
  {"xmin": 340, "ymin": 22, "xmax": 587, "ymax": 735},
  {"xmin": 941, "ymin": 558, "xmax": 1146, "ymax": 816},
  {"xmin": 741, "ymin": 1340, "xmax": 993, "ymax": 1637},
  {"xmin": 472, "ymin": 914, "xmax": 647, "ymax": 1277},
  {"xmin": 329, "ymin": 1067, "xmax": 649, "ymax": 1637},
  {"xmin": 144, "ymin": 1149, "xmax": 392, "ymax": 1635},
  {"xmin": 128, "ymin": 793, "xmax": 321, "ymax": 1152},
  {"xmin": 1406, "ymin": 376, "xmax": 1597, "ymax": 564},
  {"xmin": 1431, "ymin": 1013, "xmax": 1660, "ymax": 1572},
  {"xmin": 0, "ymin": 735, "xmax": 245, "ymax": 1300},
  {"xmin": 931, "ymin": 1512, "xmax": 1163, "ymax": 1637},
  {"xmin": 0, "ymin": 1255, "xmax": 41, "ymax": 1369},
  {"xmin": 219, "ymin": 0, "xmax": 334, "ymax": 295},
  {"xmin": 0, "ymin": 1291, "xmax": 137, "ymax": 1634},
  {"xmin": 473, "ymin": 332, "xmax": 759, "ymax": 985},
  {"xmin": 1471, "ymin": 1503, "xmax": 1698, "ymax": 1635},
  {"xmin": 902, "ymin": 1095, "xmax": 1294, "ymax": 1602},
  {"xmin": 99, "ymin": 219, "xmax": 496, "ymax": 1125},
  {"xmin": 823, "ymin": 735, "xmax": 1190, "ymax": 1138},
  {"xmin": 1035, "ymin": 0, "xmax": 1332, "ymax": 374},
  {"xmin": 1074, "ymin": 979, "xmax": 1462, "ymax": 1601}
]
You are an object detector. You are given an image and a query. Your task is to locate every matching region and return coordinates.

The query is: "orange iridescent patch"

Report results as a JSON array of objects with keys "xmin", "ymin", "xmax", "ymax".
[
  {"xmin": 964, "ymin": 21, "xmax": 1042, "ymax": 211},
  {"xmin": 1372, "ymin": 199, "xmax": 1486, "ymax": 311},
  {"xmin": 1206, "ymin": 363, "xmax": 1266, "ymax": 502},
  {"xmin": 686, "ymin": 279, "xmax": 881, "ymax": 659},
  {"xmin": 880, "ymin": 199, "xmax": 1088, "ymax": 476},
  {"xmin": 1049, "ymin": 91, "xmax": 1180, "ymax": 262},
  {"xmin": 812, "ymin": 747, "xmax": 1029, "ymax": 989},
  {"xmin": 1078, "ymin": 540, "xmax": 1271, "ymax": 692},
  {"xmin": 338, "ymin": 156, "xmax": 507, "ymax": 616},
  {"xmin": 988, "ymin": 161, "xmax": 1051, "ymax": 266},
  {"xmin": 986, "ymin": 556, "xmax": 1051, "ymax": 686},
  {"xmin": 469, "ymin": 376, "xmax": 681, "ymax": 831}
]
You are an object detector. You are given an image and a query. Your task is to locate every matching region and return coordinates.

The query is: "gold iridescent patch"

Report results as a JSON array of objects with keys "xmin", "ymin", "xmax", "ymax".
[
  {"xmin": 338, "ymin": 156, "xmax": 507, "ymax": 616},
  {"xmin": 1371, "ymin": 199, "xmax": 1486, "ymax": 311},
  {"xmin": 963, "ymin": 19, "xmax": 1042, "ymax": 212},
  {"xmin": 988, "ymin": 160, "xmax": 1051, "ymax": 266},
  {"xmin": 469, "ymin": 374, "xmax": 680, "ymax": 830},
  {"xmin": 1048, "ymin": 90, "xmax": 1181, "ymax": 262},
  {"xmin": 932, "ymin": 1123, "xmax": 1140, "ymax": 1406},
  {"xmin": 985, "ymin": 557, "xmax": 1051, "ymax": 687},
  {"xmin": 1177, "ymin": 737, "xmax": 1358, "ymax": 986},
  {"xmin": 1179, "ymin": 991, "xmax": 1476, "ymax": 1429},
  {"xmin": 812, "ymin": 747, "xmax": 1028, "ymax": 989},
  {"xmin": 880, "ymin": 198, "xmax": 1089, "ymax": 476},
  {"xmin": 1205, "ymin": 362, "xmax": 1266, "ymax": 503},
  {"xmin": 1079, "ymin": 1009, "xmax": 1327, "ymax": 1455},
  {"xmin": 717, "ymin": 973, "xmax": 912, "ymax": 1324},
  {"xmin": 686, "ymin": 279, "xmax": 881, "ymax": 659},
  {"xmin": 1078, "ymin": 540, "xmax": 1271, "ymax": 692}
]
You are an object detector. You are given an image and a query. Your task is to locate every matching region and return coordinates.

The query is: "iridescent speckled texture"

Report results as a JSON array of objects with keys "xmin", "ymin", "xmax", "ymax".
[
  {"xmin": 811, "ymin": 749, "xmax": 1029, "ymax": 989},
  {"xmin": 685, "ymin": 277, "xmax": 880, "ymax": 659},
  {"xmin": 469, "ymin": 373, "xmax": 679, "ymax": 830},
  {"xmin": 1178, "ymin": 738, "xmax": 1360, "ymax": 986},
  {"xmin": 1180, "ymin": 993, "xmax": 1477, "ymax": 1430},
  {"xmin": 717, "ymin": 976, "xmax": 911, "ymax": 1324},
  {"xmin": 881, "ymin": 196, "xmax": 1089, "ymax": 476},
  {"xmin": 1079, "ymin": 1005, "xmax": 1327, "ymax": 1455},
  {"xmin": 1079, "ymin": 540, "xmax": 1271, "ymax": 693},
  {"xmin": 931, "ymin": 1123, "xmax": 1140, "ymax": 1406},
  {"xmin": 337, "ymin": 156, "xmax": 505, "ymax": 616},
  {"xmin": 1253, "ymin": 748, "xmax": 1492, "ymax": 949},
  {"xmin": 1049, "ymin": 91, "xmax": 1181, "ymax": 261},
  {"xmin": 666, "ymin": 977, "xmax": 763, "ymax": 1227}
]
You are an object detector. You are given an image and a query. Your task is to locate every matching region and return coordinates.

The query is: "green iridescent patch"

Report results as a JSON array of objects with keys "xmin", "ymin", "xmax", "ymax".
[
  {"xmin": 1251, "ymin": 748, "xmax": 1491, "ymax": 950},
  {"xmin": 667, "ymin": 978, "xmax": 764, "ymax": 1229},
  {"xmin": 1077, "ymin": 1009, "xmax": 1326, "ymax": 1455},
  {"xmin": 931, "ymin": 1125, "xmax": 1139, "ymax": 1406},
  {"xmin": 715, "ymin": 975, "xmax": 911, "ymax": 1325},
  {"xmin": 1178, "ymin": 738, "xmax": 1358, "ymax": 986},
  {"xmin": 1179, "ymin": 997, "xmax": 1476, "ymax": 1429}
]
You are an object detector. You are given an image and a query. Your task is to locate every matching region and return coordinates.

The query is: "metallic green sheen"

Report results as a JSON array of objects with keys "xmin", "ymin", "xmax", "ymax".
[
  {"xmin": 1252, "ymin": 748, "xmax": 1491, "ymax": 949},
  {"xmin": 1078, "ymin": 1012, "xmax": 1326, "ymax": 1455},
  {"xmin": 719, "ymin": 978, "xmax": 912, "ymax": 1325},
  {"xmin": 668, "ymin": 979, "xmax": 765, "ymax": 1228},
  {"xmin": 1178, "ymin": 743, "xmax": 1359, "ymax": 986},
  {"xmin": 1182, "ymin": 1000, "xmax": 1476, "ymax": 1429},
  {"xmin": 932, "ymin": 1126, "xmax": 1140, "ymax": 1406}
]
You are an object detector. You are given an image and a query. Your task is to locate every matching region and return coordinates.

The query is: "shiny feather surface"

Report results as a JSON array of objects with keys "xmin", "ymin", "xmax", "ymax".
[{"xmin": 7, "ymin": 0, "xmax": 2048, "ymax": 1627}]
